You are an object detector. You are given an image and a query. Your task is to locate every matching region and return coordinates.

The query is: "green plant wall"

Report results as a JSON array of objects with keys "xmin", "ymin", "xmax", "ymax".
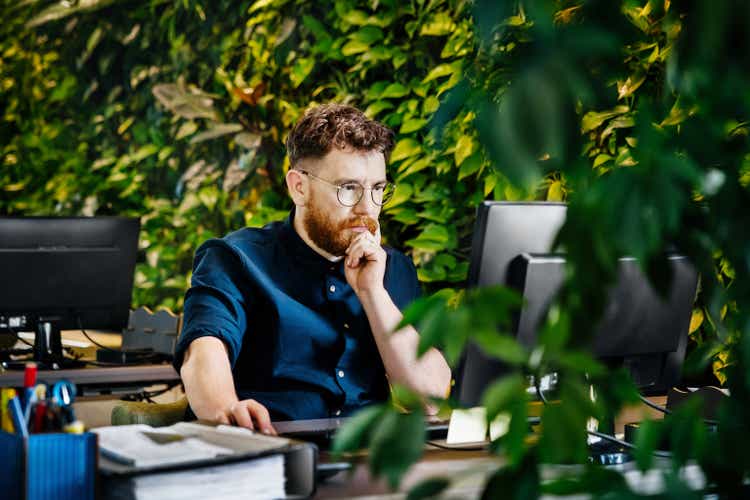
[
  {"xmin": 4, "ymin": 0, "xmax": 750, "ymax": 496},
  {"xmin": 0, "ymin": 0, "xmax": 728, "ymax": 383},
  {"xmin": 2, "ymin": 0, "xmax": 534, "ymax": 311}
]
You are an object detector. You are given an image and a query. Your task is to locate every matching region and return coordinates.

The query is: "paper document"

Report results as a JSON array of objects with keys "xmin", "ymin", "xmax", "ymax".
[{"xmin": 93, "ymin": 422, "xmax": 290, "ymax": 469}]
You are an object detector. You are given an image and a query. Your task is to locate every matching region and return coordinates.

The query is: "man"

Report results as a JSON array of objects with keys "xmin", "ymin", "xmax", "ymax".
[{"xmin": 174, "ymin": 103, "xmax": 451, "ymax": 435}]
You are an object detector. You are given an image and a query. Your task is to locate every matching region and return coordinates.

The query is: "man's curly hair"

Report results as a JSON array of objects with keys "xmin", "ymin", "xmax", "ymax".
[{"xmin": 286, "ymin": 103, "xmax": 395, "ymax": 166}]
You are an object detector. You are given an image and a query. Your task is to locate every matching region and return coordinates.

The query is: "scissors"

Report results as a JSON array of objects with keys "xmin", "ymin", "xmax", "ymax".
[{"xmin": 51, "ymin": 380, "xmax": 77, "ymax": 408}]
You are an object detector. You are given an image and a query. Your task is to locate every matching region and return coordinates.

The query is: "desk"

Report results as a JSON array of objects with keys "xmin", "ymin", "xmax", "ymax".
[
  {"xmin": 315, "ymin": 446, "xmax": 707, "ymax": 498},
  {"xmin": 0, "ymin": 329, "xmax": 180, "ymax": 396},
  {"xmin": 316, "ymin": 447, "xmax": 499, "ymax": 498},
  {"xmin": 0, "ymin": 364, "xmax": 179, "ymax": 395}
]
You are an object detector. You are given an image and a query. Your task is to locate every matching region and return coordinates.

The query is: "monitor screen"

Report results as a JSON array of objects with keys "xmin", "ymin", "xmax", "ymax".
[
  {"xmin": 0, "ymin": 217, "xmax": 140, "ymax": 367},
  {"xmin": 455, "ymin": 202, "xmax": 698, "ymax": 406}
]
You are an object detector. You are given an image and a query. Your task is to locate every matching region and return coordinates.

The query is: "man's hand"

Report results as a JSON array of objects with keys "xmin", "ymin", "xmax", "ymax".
[
  {"xmin": 215, "ymin": 399, "xmax": 277, "ymax": 435},
  {"xmin": 344, "ymin": 227, "xmax": 386, "ymax": 297}
]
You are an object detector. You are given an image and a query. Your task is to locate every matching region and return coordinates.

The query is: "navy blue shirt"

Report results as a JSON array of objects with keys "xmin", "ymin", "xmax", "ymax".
[{"xmin": 174, "ymin": 211, "xmax": 422, "ymax": 421}]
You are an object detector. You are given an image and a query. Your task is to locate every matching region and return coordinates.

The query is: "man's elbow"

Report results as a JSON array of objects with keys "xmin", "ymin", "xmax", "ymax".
[{"xmin": 422, "ymin": 360, "xmax": 451, "ymax": 400}]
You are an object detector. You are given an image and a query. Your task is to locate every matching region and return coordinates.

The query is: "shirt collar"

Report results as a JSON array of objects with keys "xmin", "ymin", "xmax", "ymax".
[{"xmin": 280, "ymin": 208, "xmax": 345, "ymax": 274}]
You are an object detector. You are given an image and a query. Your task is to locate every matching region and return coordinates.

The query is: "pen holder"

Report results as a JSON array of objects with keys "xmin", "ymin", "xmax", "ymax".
[{"xmin": 0, "ymin": 431, "xmax": 97, "ymax": 500}]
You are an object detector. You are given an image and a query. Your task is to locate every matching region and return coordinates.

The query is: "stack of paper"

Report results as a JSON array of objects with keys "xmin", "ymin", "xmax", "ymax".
[{"xmin": 94, "ymin": 423, "xmax": 290, "ymax": 500}]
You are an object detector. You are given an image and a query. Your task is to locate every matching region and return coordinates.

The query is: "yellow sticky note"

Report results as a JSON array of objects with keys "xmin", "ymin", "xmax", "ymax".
[{"xmin": 446, "ymin": 407, "xmax": 487, "ymax": 444}]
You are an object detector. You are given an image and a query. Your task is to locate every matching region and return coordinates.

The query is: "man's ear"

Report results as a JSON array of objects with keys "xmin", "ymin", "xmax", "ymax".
[{"xmin": 286, "ymin": 168, "xmax": 308, "ymax": 206}]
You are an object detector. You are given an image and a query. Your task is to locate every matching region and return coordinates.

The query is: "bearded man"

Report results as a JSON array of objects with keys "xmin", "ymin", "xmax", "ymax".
[{"xmin": 174, "ymin": 104, "xmax": 451, "ymax": 434}]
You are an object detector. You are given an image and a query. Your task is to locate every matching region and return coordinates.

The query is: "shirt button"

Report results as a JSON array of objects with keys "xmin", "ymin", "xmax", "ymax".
[
  {"xmin": 338, "ymin": 370, "xmax": 345, "ymax": 378},
  {"xmin": 329, "ymin": 285, "xmax": 336, "ymax": 293},
  {"xmin": 343, "ymin": 323, "xmax": 349, "ymax": 329}
]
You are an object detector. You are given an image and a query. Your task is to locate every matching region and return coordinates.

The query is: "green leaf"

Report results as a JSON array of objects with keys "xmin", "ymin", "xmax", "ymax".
[
  {"xmin": 454, "ymin": 135, "xmax": 477, "ymax": 166},
  {"xmin": 633, "ymin": 419, "xmax": 664, "ymax": 472},
  {"xmin": 399, "ymin": 157, "xmax": 431, "ymax": 177},
  {"xmin": 482, "ymin": 454, "xmax": 539, "ymax": 500},
  {"xmin": 390, "ymin": 138, "xmax": 422, "ymax": 162},
  {"xmin": 302, "ymin": 14, "xmax": 331, "ymax": 40},
  {"xmin": 248, "ymin": 0, "xmax": 275, "ymax": 14},
  {"xmin": 341, "ymin": 39, "xmax": 370, "ymax": 56},
  {"xmin": 331, "ymin": 404, "xmax": 387, "ymax": 455},
  {"xmin": 458, "ymin": 152, "xmax": 483, "ymax": 180},
  {"xmin": 482, "ymin": 374, "xmax": 526, "ymax": 421},
  {"xmin": 365, "ymin": 100, "xmax": 394, "ymax": 117},
  {"xmin": 581, "ymin": 105, "xmax": 630, "ymax": 133},
  {"xmin": 338, "ymin": 9, "xmax": 369, "ymax": 26},
  {"xmin": 419, "ymin": 12, "xmax": 455, "ymax": 36},
  {"xmin": 290, "ymin": 58, "xmax": 315, "ymax": 88},
  {"xmin": 407, "ymin": 478, "xmax": 451, "ymax": 500},
  {"xmin": 422, "ymin": 63, "xmax": 458, "ymax": 84},
  {"xmin": 400, "ymin": 118, "xmax": 428, "ymax": 134},
  {"xmin": 593, "ymin": 153, "xmax": 613, "ymax": 168},
  {"xmin": 385, "ymin": 183, "xmax": 413, "ymax": 209},
  {"xmin": 369, "ymin": 411, "xmax": 425, "ymax": 488},
  {"xmin": 351, "ymin": 26, "xmax": 384, "ymax": 44},
  {"xmin": 472, "ymin": 330, "xmax": 527, "ymax": 366},
  {"xmin": 380, "ymin": 83, "xmax": 410, "ymax": 99}
]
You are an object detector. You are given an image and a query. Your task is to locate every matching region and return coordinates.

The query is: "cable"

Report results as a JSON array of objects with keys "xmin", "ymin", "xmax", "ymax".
[
  {"xmin": 4, "ymin": 326, "xmax": 34, "ymax": 347},
  {"xmin": 535, "ymin": 381, "xmax": 674, "ymax": 459},
  {"xmin": 76, "ymin": 317, "xmax": 123, "ymax": 353},
  {"xmin": 587, "ymin": 430, "xmax": 672, "ymax": 459},
  {"xmin": 639, "ymin": 394, "xmax": 672, "ymax": 415},
  {"xmin": 638, "ymin": 394, "xmax": 718, "ymax": 426}
]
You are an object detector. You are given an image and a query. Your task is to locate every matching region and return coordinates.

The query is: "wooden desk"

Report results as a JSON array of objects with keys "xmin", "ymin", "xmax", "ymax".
[
  {"xmin": 316, "ymin": 447, "xmax": 500, "ymax": 499},
  {"xmin": 315, "ymin": 444, "xmax": 707, "ymax": 498}
]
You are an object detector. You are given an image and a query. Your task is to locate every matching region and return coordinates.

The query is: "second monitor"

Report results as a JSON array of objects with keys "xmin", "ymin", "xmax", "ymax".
[{"xmin": 455, "ymin": 202, "xmax": 698, "ymax": 406}]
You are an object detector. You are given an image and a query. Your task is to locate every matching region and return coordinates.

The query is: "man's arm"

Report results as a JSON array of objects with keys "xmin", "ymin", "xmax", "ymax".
[
  {"xmin": 359, "ymin": 288, "xmax": 451, "ymax": 400},
  {"xmin": 180, "ymin": 336, "xmax": 277, "ymax": 435},
  {"xmin": 344, "ymin": 232, "xmax": 451, "ymax": 405}
]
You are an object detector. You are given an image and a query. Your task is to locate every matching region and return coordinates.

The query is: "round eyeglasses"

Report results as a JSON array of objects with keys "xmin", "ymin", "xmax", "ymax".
[{"xmin": 296, "ymin": 169, "xmax": 395, "ymax": 207}]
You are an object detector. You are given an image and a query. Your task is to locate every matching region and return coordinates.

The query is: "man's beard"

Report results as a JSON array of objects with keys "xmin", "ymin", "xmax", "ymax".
[{"xmin": 303, "ymin": 198, "xmax": 378, "ymax": 256}]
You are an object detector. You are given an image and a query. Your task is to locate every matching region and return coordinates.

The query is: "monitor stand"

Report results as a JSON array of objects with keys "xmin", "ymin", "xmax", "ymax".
[{"xmin": 3, "ymin": 317, "xmax": 84, "ymax": 370}]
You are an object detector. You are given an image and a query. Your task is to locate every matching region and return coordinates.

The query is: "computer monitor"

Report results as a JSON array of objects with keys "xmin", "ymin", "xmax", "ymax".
[
  {"xmin": 455, "ymin": 201, "xmax": 698, "ymax": 406},
  {"xmin": 0, "ymin": 217, "xmax": 140, "ymax": 369}
]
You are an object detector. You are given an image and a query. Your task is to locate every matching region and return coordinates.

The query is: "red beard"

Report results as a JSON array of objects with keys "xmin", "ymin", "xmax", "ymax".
[{"xmin": 303, "ymin": 200, "xmax": 377, "ymax": 256}]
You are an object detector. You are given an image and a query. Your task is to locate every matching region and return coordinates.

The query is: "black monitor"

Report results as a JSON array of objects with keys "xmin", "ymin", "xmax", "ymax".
[
  {"xmin": 0, "ymin": 217, "xmax": 140, "ymax": 369},
  {"xmin": 455, "ymin": 201, "xmax": 698, "ymax": 406}
]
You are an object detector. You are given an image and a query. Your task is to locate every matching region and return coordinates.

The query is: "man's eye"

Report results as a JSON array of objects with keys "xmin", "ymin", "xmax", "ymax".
[
  {"xmin": 341, "ymin": 184, "xmax": 359, "ymax": 192},
  {"xmin": 373, "ymin": 184, "xmax": 386, "ymax": 192}
]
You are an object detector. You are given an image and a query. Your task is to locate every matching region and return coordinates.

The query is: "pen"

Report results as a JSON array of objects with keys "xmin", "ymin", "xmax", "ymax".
[
  {"xmin": 22, "ymin": 362, "xmax": 37, "ymax": 422},
  {"xmin": 1, "ymin": 388, "xmax": 15, "ymax": 433},
  {"xmin": 8, "ymin": 395, "xmax": 28, "ymax": 438},
  {"xmin": 33, "ymin": 400, "xmax": 47, "ymax": 433}
]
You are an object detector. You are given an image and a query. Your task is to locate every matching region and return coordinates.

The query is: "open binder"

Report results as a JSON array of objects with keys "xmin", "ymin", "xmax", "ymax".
[{"xmin": 94, "ymin": 422, "xmax": 317, "ymax": 499}]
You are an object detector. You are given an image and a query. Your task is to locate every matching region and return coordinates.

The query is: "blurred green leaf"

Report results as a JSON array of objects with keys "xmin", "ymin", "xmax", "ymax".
[{"xmin": 369, "ymin": 410, "xmax": 426, "ymax": 489}]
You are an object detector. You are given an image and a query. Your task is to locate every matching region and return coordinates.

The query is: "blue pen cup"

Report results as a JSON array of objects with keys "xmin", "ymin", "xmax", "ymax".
[{"xmin": 0, "ymin": 431, "xmax": 96, "ymax": 500}]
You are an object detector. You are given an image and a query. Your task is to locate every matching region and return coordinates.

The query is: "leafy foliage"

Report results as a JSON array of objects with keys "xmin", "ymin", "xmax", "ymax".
[
  {"xmin": 2, "ymin": 0, "xmax": 537, "ymax": 311},
  {"xmin": 4, "ymin": 0, "xmax": 750, "ymax": 497}
]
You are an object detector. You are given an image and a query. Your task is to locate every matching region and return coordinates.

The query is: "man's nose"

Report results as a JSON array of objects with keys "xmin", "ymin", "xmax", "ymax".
[{"xmin": 352, "ymin": 189, "xmax": 378, "ymax": 216}]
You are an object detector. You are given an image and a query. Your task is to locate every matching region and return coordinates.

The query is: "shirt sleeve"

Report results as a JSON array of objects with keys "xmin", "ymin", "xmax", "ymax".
[{"xmin": 173, "ymin": 240, "xmax": 250, "ymax": 373}]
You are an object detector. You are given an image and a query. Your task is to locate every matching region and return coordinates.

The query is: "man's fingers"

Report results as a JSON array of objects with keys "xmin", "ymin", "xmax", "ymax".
[
  {"xmin": 346, "ymin": 244, "xmax": 365, "ymax": 267},
  {"xmin": 230, "ymin": 402, "xmax": 255, "ymax": 430},
  {"xmin": 248, "ymin": 400, "xmax": 277, "ymax": 435}
]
